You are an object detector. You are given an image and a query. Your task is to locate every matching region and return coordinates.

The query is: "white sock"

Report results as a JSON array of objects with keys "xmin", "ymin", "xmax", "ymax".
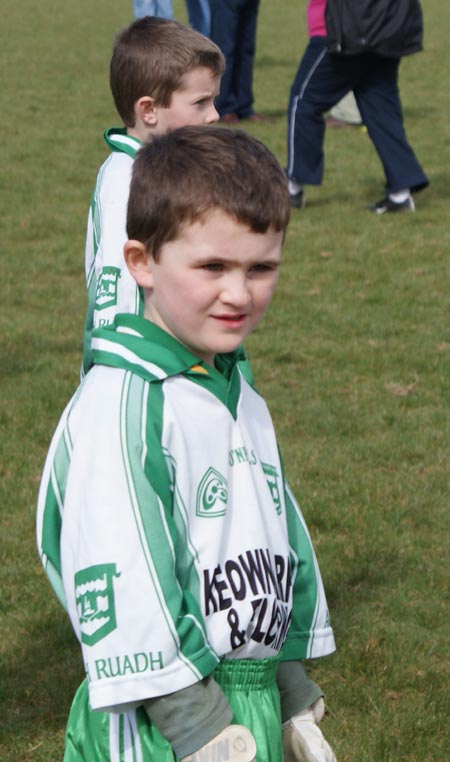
[
  {"xmin": 288, "ymin": 179, "xmax": 303, "ymax": 195},
  {"xmin": 389, "ymin": 189, "xmax": 411, "ymax": 203}
]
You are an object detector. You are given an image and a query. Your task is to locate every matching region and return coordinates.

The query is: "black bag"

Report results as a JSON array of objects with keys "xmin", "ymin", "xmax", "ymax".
[{"xmin": 325, "ymin": 0, "xmax": 423, "ymax": 58}]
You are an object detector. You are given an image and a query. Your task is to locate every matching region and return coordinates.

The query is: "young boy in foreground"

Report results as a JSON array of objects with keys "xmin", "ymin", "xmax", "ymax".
[
  {"xmin": 82, "ymin": 16, "xmax": 224, "ymax": 374},
  {"xmin": 37, "ymin": 127, "xmax": 337, "ymax": 761}
]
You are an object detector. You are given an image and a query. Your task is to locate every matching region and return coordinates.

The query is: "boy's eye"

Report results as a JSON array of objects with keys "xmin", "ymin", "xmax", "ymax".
[
  {"xmin": 201, "ymin": 262, "xmax": 224, "ymax": 271},
  {"xmin": 250, "ymin": 263, "xmax": 277, "ymax": 273}
]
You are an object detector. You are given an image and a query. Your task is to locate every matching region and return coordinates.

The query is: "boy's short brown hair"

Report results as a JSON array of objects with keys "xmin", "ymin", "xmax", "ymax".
[
  {"xmin": 127, "ymin": 126, "xmax": 291, "ymax": 259},
  {"xmin": 110, "ymin": 17, "xmax": 225, "ymax": 127}
]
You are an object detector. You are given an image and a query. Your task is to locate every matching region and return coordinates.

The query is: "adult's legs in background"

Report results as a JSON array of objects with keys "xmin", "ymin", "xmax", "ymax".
[
  {"xmin": 354, "ymin": 55, "xmax": 429, "ymax": 194},
  {"xmin": 232, "ymin": 0, "xmax": 260, "ymax": 118},
  {"xmin": 210, "ymin": 0, "xmax": 260, "ymax": 119},
  {"xmin": 133, "ymin": 0, "xmax": 174, "ymax": 19},
  {"xmin": 287, "ymin": 38, "xmax": 352, "ymax": 185},
  {"xmin": 185, "ymin": 0, "xmax": 211, "ymax": 36},
  {"xmin": 210, "ymin": 0, "xmax": 240, "ymax": 117}
]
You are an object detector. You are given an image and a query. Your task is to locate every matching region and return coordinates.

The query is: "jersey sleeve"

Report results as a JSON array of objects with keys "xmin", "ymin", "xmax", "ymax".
[
  {"xmin": 57, "ymin": 369, "xmax": 219, "ymax": 712},
  {"xmin": 36, "ymin": 389, "xmax": 82, "ymax": 609},
  {"xmin": 82, "ymin": 156, "xmax": 143, "ymax": 375},
  {"xmin": 282, "ymin": 482, "xmax": 336, "ymax": 660}
]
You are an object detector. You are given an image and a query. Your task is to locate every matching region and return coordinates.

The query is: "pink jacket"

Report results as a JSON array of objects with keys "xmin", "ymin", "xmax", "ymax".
[{"xmin": 307, "ymin": 0, "xmax": 327, "ymax": 37}]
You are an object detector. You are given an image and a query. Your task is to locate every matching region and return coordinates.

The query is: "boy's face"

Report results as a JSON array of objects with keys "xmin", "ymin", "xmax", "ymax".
[
  {"xmin": 136, "ymin": 211, "xmax": 283, "ymax": 365},
  {"xmin": 155, "ymin": 66, "xmax": 220, "ymax": 132}
]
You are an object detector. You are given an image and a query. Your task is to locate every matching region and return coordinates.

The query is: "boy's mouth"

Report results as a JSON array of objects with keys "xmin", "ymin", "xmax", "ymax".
[{"xmin": 211, "ymin": 313, "xmax": 247, "ymax": 327}]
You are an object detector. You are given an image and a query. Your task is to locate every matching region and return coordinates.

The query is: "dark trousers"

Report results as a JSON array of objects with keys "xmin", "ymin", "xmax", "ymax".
[
  {"xmin": 287, "ymin": 37, "xmax": 428, "ymax": 195},
  {"xmin": 210, "ymin": 0, "xmax": 260, "ymax": 118},
  {"xmin": 185, "ymin": 0, "xmax": 210, "ymax": 36}
]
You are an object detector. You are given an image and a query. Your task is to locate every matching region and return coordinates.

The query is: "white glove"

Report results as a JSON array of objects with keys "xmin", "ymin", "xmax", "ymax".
[
  {"xmin": 282, "ymin": 698, "xmax": 337, "ymax": 762},
  {"xmin": 181, "ymin": 724, "xmax": 257, "ymax": 762}
]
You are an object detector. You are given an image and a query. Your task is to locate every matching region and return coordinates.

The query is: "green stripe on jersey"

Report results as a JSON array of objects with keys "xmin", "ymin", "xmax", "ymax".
[
  {"xmin": 169, "ymin": 460, "xmax": 218, "ymax": 659},
  {"xmin": 91, "ymin": 157, "xmax": 110, "ymax": 258},
  {"xmin": 120, "ymin": 372, "xmax": 215, "ymax": 678},
  {"xmin": 82, "ymin": 267, "xmax": 99, "ymax": 376},
  {"xmin": 283, "ymin": 485, "xmax": 319, "ymax": 659},
  {"xmin": 39, "ymin": 396, "xmax": 79, "ymax": 608}
]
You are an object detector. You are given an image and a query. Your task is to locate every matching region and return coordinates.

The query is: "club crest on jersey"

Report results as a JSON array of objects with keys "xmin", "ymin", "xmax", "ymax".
[
  {"xmin": 95, "ymin": 266, "xmax": 121, "ymax": 310},
  {"xmin": 75, "ymin": 564, "xmax": 121, "ymax": 646},
  {"xmin": 196, "ymin": 467, "xmax": 228, "ymax": 517},
  {"xmin": 261, "ymin": 462, "xmax": 282, "ymax": 515}
]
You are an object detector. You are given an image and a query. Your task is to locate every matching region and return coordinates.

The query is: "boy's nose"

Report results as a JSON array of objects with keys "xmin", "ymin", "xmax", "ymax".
[
  {"xmin": 206, "ymin": 104, "xmax": 220, "ymax": 124},
  {"xmin": 220, "ymin": 275, "xmax": 251, "ymax": 307}
]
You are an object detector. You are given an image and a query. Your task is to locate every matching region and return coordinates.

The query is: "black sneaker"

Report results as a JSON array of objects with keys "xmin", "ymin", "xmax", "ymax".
[
  {"xmin": 289, "ymin": 188, "xmax": 305, "ymax": 209},
  {"xmin": 370, "ymin": 195, "xmax": 415, "ymax": 214}
]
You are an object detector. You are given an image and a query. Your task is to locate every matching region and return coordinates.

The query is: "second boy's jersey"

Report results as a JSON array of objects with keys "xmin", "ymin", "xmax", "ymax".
[
  {"xmin": 37, "ymin": 315, "xmax": 335, "ymax": 713},
  {"xmin": 82, "ymin": 128, "xmax": 142, "ymax": 375}
]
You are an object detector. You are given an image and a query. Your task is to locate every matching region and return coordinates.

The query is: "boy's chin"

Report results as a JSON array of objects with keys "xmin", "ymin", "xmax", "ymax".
[{"xmin": 196, "ymin": 341, "xmax": 244, "ymax": 364}]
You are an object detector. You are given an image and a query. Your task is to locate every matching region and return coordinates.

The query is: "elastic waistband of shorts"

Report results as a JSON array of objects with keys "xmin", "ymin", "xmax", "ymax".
[{"xmin": 214, "ymin": 656, "xmax": 280, "ymax": 690}]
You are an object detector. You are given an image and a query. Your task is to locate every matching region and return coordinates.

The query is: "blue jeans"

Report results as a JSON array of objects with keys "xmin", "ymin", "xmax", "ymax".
[
  {"xmin": 209, "ymin": 0, "xmax": 260, "ymax": 118},
  {"xmin": 133, "ymin": 0, "xmax": 174, "ymax": 19},
  {"xmin": 185, "ymin": 0, "xmax": 211, "ymax": 36}
]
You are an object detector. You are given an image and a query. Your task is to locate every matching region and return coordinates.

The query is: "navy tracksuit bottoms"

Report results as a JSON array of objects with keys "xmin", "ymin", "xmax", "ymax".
[{"xmin": 287, "ymin": 37, "xmax": 429, "ymax": 195}]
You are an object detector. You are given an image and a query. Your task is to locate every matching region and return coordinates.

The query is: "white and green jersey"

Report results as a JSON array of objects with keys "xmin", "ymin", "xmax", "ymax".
[
  {"xmin": 82, "ymin": 128, "xmax": 142, "ymax": 375},
  {"xmin": 37, "ymin": 315, "xmax": 335, "ymax": 713}
]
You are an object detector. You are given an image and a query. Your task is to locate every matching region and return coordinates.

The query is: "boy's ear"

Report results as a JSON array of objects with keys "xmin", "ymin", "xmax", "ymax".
[
  {"xmin": 135, "ymin": 96, "xmax": 158, "ymax": 127},
  {"xmin": 124, "ymin": 240, "xmax": 154, "ymax": 289}
]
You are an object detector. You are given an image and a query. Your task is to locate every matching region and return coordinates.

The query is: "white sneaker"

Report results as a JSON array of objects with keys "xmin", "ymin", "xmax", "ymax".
[{"xmin": 370, "ymin": 195, "xmax": 415, "ymax": 214}]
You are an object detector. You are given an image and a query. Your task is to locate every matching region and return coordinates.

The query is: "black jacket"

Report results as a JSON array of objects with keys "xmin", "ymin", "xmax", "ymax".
[{"xmin": 325, "ymin": 0, "xmax": 423, "ymax": 57}]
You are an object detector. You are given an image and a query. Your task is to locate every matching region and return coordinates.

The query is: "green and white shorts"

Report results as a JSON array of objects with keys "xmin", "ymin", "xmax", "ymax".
[{"xmin": 64, "ymin": 657, "xmax": 282, "ymax": 762}]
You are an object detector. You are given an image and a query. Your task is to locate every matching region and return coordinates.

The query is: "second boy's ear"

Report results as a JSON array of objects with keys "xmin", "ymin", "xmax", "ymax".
[
  {"xmin": 135, "ymin": 96, "xmax": 159, "ymax": 127},
  {"xmin": 124, "ymin": 240, "xmax": 154, "ymax": 289}
]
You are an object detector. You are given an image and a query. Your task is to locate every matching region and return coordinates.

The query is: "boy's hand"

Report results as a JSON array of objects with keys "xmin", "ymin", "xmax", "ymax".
[
  {"xmin": 181, "ymin": 724, "xmax": 256, "ymax": 762},
  {"xmin": 282, "ymin": 698, "xmax": 337, "ymax": 762}
]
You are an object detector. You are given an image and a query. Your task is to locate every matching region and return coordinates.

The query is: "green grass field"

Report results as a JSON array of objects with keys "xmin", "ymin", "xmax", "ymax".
[{"xmin": 1, "ymin": 1, "xmax": 449, "ymax": 759}]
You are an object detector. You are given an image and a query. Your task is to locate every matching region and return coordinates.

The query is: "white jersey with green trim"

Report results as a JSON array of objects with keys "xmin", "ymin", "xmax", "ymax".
[
  {"xmin": 37, "ymin": 315, "xmax": 335, "ymax": 713},
  {"xmin": 82, "ymin": 128, "xmax": 142, "ymax": 375}
]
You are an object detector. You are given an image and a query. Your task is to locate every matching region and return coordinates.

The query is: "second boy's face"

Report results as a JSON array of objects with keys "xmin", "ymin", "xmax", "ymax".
[
  {"xmin": 141, "ymin": 211, "xmax": 283, "ymax": 365},
  {"xmin": 156, "ymin": 66, "xmax": 220, "ymax": 131}
]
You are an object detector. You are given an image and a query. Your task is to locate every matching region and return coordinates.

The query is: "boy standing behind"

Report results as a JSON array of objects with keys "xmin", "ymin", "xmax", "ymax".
[
  {"xmin": 82, "ymin": 17, "xmax": 224, "ymax": 374},
  {"xmin": 38, "ymin": 127, "xmax": 337, "ymax": 761}
]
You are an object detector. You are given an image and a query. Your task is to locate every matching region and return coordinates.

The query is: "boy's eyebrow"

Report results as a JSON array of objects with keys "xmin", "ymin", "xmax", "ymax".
[
  {"xmin": 193, "ymin": 90, "xmax": 218, "ymax": 98},
  {"xmin": 193, "ymin": 252, "xmax": 282, "ymax": 265},
  {"xmin": 190, "ymin": 83, "xmax": 220, "ymax": 96}
]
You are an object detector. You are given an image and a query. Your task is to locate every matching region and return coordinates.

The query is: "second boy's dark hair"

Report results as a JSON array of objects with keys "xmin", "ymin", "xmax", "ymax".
[
  {"xmin": 127, "ymin": 126, "xmax": 291, "ymax": 259},
  {"xmin": 110, "ymin": 17, "xmax": 225, "ymax": 127}
]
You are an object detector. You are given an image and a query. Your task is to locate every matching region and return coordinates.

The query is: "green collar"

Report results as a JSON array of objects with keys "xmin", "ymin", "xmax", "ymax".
[
  {"xmin": 104, "ymin": 127, "xmax": 141, "ymax": 159},
  {"xmin": 91, "ymin": 315, "xmax": 249, "ymax": 418}
]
